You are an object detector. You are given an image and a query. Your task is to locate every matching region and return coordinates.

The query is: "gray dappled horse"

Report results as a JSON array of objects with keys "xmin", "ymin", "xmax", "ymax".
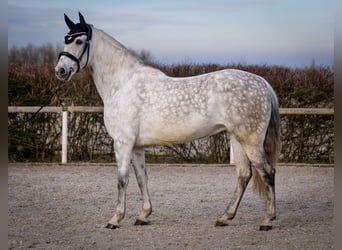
[{"xmin": 55, "ymin": 13, "xmax": 281, "ymax": 231}]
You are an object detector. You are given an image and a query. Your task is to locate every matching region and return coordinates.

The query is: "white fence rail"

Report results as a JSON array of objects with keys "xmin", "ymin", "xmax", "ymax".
[{"xmin": 8, "ymin": 106, "xmax": 334, "ymax": 164}]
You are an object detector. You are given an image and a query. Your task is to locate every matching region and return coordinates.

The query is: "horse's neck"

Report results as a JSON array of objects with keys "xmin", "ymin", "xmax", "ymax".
[{"xmin": 88, "ymin": 28, "xmax": 142, "ymax": 102}]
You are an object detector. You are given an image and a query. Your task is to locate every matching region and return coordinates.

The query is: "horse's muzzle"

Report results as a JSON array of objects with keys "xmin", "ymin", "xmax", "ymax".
[{"xmin": 55, "ymin": 65, "xmax": 73, "ymax": 81}]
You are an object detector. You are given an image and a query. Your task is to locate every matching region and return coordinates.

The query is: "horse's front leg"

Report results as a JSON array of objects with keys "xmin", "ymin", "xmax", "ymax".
[
  {"xmin": 106, "ymin": 140, "xmax": 133, "ymax": 229},
  {"xmin": 132, "ymin": 148, "xmax": 152, "ymax": 225}
]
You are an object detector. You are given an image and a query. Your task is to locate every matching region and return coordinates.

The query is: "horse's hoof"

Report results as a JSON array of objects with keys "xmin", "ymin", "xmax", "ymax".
[
  {"xmin": 259, "ymin": 225, "xmax": 272, "ymax": 231},
  {"xmin": 134, "ymin": 219, "xmax": 151, "ymax": 226},
  {"xmin": 105, "ymin": 223, "xmax": 120, "ymax": 229},
  {"xmin": 215, "ymin": 220, "xmax": 228, "ymax": 227}
]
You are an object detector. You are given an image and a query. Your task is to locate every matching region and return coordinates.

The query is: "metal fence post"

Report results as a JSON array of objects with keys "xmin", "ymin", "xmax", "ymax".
[{"xmin": 62, "ymin": 108, "xmax": 68, "ymax": 164}]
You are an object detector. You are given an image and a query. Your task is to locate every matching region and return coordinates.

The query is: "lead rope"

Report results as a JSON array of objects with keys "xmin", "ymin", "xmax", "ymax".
[
  {"xmin": 33, "ymin": 80, "xmax": 65, "ymax": 115},
  {"xmin": 9, "ymin": 80, "xmax": 65, "ymax": 131}
]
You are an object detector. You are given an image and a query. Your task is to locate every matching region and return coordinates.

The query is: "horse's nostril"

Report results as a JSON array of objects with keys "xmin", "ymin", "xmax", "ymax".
[
  {"xmin": 59, "ymin": 67, "xmax": 66, "ymax": 75},
  {"xmin": 55, "ymin": 66, "xmax": 70, "ymax": 80}
]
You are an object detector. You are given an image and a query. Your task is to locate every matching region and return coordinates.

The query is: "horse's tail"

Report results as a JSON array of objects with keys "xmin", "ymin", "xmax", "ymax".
[{"xmin": 253, "ymin": 85, "xmax": 281, "ymax": 197}]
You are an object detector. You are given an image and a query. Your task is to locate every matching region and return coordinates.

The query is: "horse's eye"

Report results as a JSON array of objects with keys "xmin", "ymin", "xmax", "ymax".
[{"xmin": 75, "ymin": 39, "xmax": 83, "ymax": 45}]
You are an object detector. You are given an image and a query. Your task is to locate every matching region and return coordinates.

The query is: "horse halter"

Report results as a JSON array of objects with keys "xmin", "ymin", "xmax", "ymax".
[{"xmin": 58, "ymin": 25, "xmax": 92, "ymax": 73}]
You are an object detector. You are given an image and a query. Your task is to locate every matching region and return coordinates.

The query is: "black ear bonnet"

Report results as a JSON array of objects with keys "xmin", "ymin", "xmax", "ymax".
[{"xmin": 64, "ymin": 13, "xmax": 92, "ymax": 44}]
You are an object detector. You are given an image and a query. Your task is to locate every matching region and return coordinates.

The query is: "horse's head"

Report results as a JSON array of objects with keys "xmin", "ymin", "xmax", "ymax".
[{"xmin": 55, "ymin": 12, "xmax": 92, "ymax": 81}]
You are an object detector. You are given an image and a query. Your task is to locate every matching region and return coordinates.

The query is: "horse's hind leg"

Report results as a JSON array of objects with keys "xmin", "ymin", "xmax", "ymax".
[
  {"xmin": 243, "ymin": 144, "xmax": 276, "ymax": 231},
  {"xmin": 215, "ymin": 137, "xmax": 252, "ymax": 227},
  {"xmin": 132, "ymin": 148, "xmax": 152, "ymax": 226}
]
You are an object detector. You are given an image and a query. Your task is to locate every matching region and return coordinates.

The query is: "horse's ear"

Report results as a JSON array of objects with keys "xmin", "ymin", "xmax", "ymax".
[
  {"xmin": 78, "ymin": 12, "xmax": 87, "ymax": 30},
  {"xmin": 64, "ymin": 13, "xmax": 75, "ymax": 30}
]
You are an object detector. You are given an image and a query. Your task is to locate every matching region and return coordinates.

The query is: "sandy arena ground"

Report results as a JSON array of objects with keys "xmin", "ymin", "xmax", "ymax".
[{"xmin": 8, "ymin": 163, "xmax": 333, "ymax": 249}]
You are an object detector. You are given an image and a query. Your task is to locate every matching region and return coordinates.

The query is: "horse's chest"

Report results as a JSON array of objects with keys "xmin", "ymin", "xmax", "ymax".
[{"xmin": 102, "ymin": 101, "xmax": 139, "ymax": 136}]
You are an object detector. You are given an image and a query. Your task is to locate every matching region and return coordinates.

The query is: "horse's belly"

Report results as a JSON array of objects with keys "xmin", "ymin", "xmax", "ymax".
[{"xmin": 135, "ymin": 119, "xmax": 225, "ymax": 146}]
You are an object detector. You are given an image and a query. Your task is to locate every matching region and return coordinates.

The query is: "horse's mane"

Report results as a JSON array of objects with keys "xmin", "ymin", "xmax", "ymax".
[{"xmin": 93, "ymin": 25, "xmax": 142, "ymax": 63}]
